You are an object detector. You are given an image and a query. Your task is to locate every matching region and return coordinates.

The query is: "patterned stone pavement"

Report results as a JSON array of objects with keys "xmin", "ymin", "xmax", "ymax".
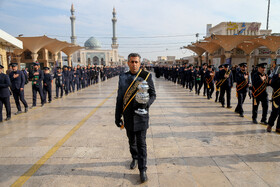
[{"xmin": 0, "ymin": 73, "xmax": 280, "ymax": 187}]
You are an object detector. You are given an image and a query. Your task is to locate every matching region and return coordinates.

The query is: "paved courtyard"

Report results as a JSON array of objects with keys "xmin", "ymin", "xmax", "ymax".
[{"xmin": 0, "ymin": 74, "xmax": 280, "ymax": 187}]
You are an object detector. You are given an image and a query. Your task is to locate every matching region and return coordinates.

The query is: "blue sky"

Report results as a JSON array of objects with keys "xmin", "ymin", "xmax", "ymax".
[{"xmin": 1, "ymin": 0, "xmax": 280, "ymax": 60}]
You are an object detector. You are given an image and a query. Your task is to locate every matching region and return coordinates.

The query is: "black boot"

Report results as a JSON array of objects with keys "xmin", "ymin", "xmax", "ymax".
[
  {"xmin": 130, "ymin": 159, "xmax": 138, "ymax": 169},
  {"xmin": 140, "ymin": 171, "xmax": 148, "ymax": 183}
]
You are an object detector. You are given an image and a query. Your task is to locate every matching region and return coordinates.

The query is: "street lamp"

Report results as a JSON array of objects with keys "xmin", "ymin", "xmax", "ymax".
[{"xmin": 266, "ymin": 0, "xmax": 271, "ymax": 30}]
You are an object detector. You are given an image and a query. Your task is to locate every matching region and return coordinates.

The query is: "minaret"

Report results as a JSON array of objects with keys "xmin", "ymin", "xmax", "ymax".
[
  {"xmin": 70, "ymin": 4, "xmax": 77, "ymax": 44},
  {"xmin": 111, "ymin": 7, "xmax": 118, "ymax": 49}
]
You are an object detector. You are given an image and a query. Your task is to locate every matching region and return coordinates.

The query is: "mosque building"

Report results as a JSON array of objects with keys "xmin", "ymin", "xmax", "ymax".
[{"xmin": 70, "ymin": 5, "xmax": 124, "ymax": 66}]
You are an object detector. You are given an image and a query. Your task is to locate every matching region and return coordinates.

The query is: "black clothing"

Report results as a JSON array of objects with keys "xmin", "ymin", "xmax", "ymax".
[
  {"xmin": 43, "ymin": 73, "xmax": 53, "ymax": 103},
  {"xmin": 268, "ymin": 74, "xmax": 280, "ymax": 128},
  {"xmin": 219, "ymin": 69, "xmax": 233, "ymax": 107},
  {"xmin": 252, "ymin": 71, "xmax": 268, "ymax": 121},
  {"xmin": 235, "ymin": 71, "xmax": 249, "ymax": 115},
  {"xmin": 115, "ymin": 69, "xmax": 156, "ymax": 173},
  {"xmin": 29, "ymin": 69, "xmax": 44, "ymax": 106},
  {"xmin": 0, "ymin": 73, "xmax": 11, "ymax": 121}
]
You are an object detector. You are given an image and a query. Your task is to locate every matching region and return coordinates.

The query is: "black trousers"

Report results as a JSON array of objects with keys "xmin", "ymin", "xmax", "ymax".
[
  {"xmin": 195, "ymin": 80, "xmax": 200, "ymax": 93},
  {"xmin": 0, "ymin": 97, "xmax": 11, "ymax": 121},
  {"xmin": 126, "ymin": 130, "xmax": 147, "ymax": 172},
  {"xmin": 71, "ymin": 81, "xmax": 75, "ymax": 92},
  {"xmin": 207, "ymin": 83, "xmax": 214, "ymax": 99},
  {"xmin": 56, "ymin": 85, "xmax": 63, "ymax": 97},
  {"xmin": 268, "ymin": 103, "xmax": 280, "ymax": 129},
  {"xmin": 215, "ymin": 87, "xmax": 220, "ymax": 102},
  {"xmin": 64, "ymin": 80, "xmax": 69, "ymax": 95},
  {"xmin": 252, "ymin": 96, "xmax": 268, "ymax": 121},
  {"xmin": 220, "ymin": 86, "xmax": 231, "ymax": 107},
  {"xmin": 32, "ymin": 85, "xmax": 44, "ymax": 106},
  {"xmin": 189, "ymin": 80, "xmax": 194, "ymax": 91},
  {"xmin": 198, "ymin": 81, "xmax": 207, "ymax": 95},
  {"xmin": 74, "ymin": 79, "xmax": 79, "ymax": 91},
  {"xmin": 12, "ymin": 89, "xmax": 28, "ymax": 111},
  {"xmin": 235, "ymin": 92, "xmax": 247, "ymax": 115},
  {"xmin": 43, "ymin": 85, "xmax": 52, "ymax": 102}
]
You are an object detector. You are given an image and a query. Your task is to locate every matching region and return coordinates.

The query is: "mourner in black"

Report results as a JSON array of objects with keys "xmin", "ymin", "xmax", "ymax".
[
  {"xmin": 267, "ymin": 69, "xmax": 280, "ymax": 132},
  {"xmin": 187, "ymin": 65, "xmax": 195, "ymax": 92},
  {"xmin": 252, "ymin": 63, "xmax": 269, "ymax": 124},
  {"xmin": 198, "ymin": 63, "xmax": 207, "ymax": 96},
  {"xmin": 62, "ymin": 66, "xmax": 70, "ymax": 95},
  {"xmin": 29, "ymin": 62, "xmax": 44, "ymax": 107},
  {"xmin": 0, "ymin": 65, "xmax": 11, "ymax": 122},
  {"xmin": 235, "ymin": 63, "xmax": 249, "ymax": 117},
  {"xmin": 73, "ymin": 67, "xmax": 80, "ymax": 91},
  {"xmin": 43, "ymin": 67, "xmax": 53, "ymax": 103},
  {"xmin": 214, "ymin": 65, "xmax": 223, "ymax": 102},
  {"xmin": 194, "ymin": 66, "xmax": 200, "ymax": 94},
  {"xmin": 54, "ymin": 67, "xmax": 64, "ymax": 98},
  {"xmin": 205, "ymin": 65, "xmax": 215, "ymax": 100},
  {"xmin": 9, "ymin": 63, "xmax": 28, "ymax": 114},
  {"xmin": 115, "ymin": 53, "xmax": 156, "ymax": 183},
  {"xmin": 218, "ymin": 64, "xmax": 233, "ymax": 108}
]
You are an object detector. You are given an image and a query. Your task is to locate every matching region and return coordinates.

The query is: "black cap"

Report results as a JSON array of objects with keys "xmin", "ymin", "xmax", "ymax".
[
  {"xmin": 43, "ymin": 67, "xmax": 50, "ymax": 70},
  {"xmin": 63, "ymin": 65, "xmax": 68, "ymax": 68},
  {"xmin": 11, "ymin": 63, "xmax": 18, "ymax": 67},
  {"xmin": 57, "ymin": 67, "xmax": 61, "ymax": 70},
  {"xmin": 0, "ymin": 65, "xmax": 4, "ymax": 69},
  {"xmin": 218, "ymin": 65, "xmax": 223, "ymax": 68},
  {"xmin": 223, "ymin": 64, "xmax": 230, "ymax": 68},
  {"xmin": 207, "ymin": 65, "xmax": 213, "ymax": 68},
  {"xmin": 189, "ymin": 64, "xmax": 193, "ymax": 67},
  {"xmin": 256, "ymin": 63, "xmax": 267, "ymax": 68},
  {"xmin": 239, "ymin": 63, "xmax": 247, "ymax": 67},
  {"xmin": 202, "ymin": 63, "xmax": 208, "ymax": 66},
  {"xmin": 195, "ymin": 66, "xmax": 199, "ymax": 68},
  {"xmin": 33, "ymin": 62, "xmax": 39, "ymax": 66}
]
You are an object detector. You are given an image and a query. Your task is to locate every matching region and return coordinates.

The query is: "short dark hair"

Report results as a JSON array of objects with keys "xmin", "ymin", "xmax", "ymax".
[{"xmin": 128, "ymin": 53, "xmax": 141, "ymax": 61}]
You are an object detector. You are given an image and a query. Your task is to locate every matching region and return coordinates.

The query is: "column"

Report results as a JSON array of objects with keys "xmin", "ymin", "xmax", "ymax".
[
  {"xmin": 31, "ymin": 53, "xmax": 38, "ymax": 62},
  {"xmin": 270, "ymin": 52, "xmax": 277, "ymax": 68},
  {"xmin": 67, "ymin": 55, "xmax": 72, "ymax": 67},
  {"xmin": 15, "ymin": 56, "xmax": 21, "ymax": 67}
]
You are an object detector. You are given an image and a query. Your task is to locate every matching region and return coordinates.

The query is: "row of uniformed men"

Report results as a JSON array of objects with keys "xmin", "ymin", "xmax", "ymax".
[
  {"xmin": 0, "ymin": 62, "xmax": 125, "ymax": 122},
  {"xmin": 154, "ymin": 63, "xmax": 280, "ymax": 133}
]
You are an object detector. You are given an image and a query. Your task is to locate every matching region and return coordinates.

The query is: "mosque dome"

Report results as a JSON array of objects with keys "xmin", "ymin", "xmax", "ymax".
[{"xmin": 84, "ymin": 37, "xmax": 101, "ymax": 49}]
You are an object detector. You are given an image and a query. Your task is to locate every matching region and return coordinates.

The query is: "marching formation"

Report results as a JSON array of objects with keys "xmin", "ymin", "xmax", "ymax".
[
  {"xmin": 154, "ymin": 63, "xmax": 280, "ymax": 133},
  {"xmin": 0, "ymin": 62, "xmax": 125, "ymax": 122}
]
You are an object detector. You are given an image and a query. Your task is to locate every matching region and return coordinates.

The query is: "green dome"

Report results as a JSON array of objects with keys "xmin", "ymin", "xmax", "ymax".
[{"xmin": 84, "ymin": 37, "xmax": 101, "ymax": 49}]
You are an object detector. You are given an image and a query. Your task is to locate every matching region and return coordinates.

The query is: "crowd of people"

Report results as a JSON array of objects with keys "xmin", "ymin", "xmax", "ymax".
[
  {"xmin": 154, "ymin": 62, "xmax": 280, "ymax": 133},
  {"xmin": 0, "ymin": 62, "xmax": 125, "ymax": 122}
]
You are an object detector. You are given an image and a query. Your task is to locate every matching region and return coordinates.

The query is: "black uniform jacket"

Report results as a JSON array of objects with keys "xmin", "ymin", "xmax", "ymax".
[
  {"xmin": 235, "ymin": 70, "xmax": 248, "ymax": 93},
  {"xmin": 252, "ymin": 71, "xmax": 268, "ymax": 98},
  {"xmin": 271, "ymin": 74, "xmax": 280, "ymax": 105},
  {"xmin": 9, "ymin": 70, "xmax": 25, "ymax": 90},
  {"xmin": 115, "ymin": 70, "xmax": 156, "ymax": 131},
  {"xmin": 218, "ymin": 69, "xmax": 234, "ymax": 88},
  {"xmin": 0, "ymin": 73, "xmax": 11, "ymax": 98},
  {"xmin": 43, "ymin": 73, "xmax": 53, "ymax": 87}
]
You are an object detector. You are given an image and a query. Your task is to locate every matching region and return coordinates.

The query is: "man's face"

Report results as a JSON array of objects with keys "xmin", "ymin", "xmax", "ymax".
[
  {"xmin": 203, "ymin": 65, "xmax": 207, "ymax": 69},
  {"xmin": 240, "ymin": 66, "xmax": 246, "ymax": 71},
  {"xmin": 0, "ymin": 68, "xmax": 2, "ymax": 73},
  {"xmin": 258, "ymin": 67, "xmax": 265, "ymax": 74},
  {"xmin": 12, "ymin": 66, "xmax": 18, "ymax": 71},
  {"xmin": 34, "ymin": 65, "xmax": 38, "ymax": 70},
  {"xmin": 128, "ymin": 56, "xmax": 140, "ymax": 74}
]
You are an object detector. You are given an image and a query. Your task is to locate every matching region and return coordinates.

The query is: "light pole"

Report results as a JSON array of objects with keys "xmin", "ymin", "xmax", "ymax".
[{"xmin": 266, "ymin": 0, "xmax": 270, "ymax": 30}]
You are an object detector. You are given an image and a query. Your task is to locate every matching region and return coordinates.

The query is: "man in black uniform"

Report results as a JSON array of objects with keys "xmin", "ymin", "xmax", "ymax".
[
  {"xmin": 62, "ymin": 66, "xmax": 70, "ymax": 95},
  {"xmin": 235, "ymin": 63, "xmax": 249, "ymax": 117},
  {"xmin": 54, "ymin": 67, "xmax": 64, "ymax": 98},
  {"xmin": 9, "ymin": 63, "xmax": 28, "ymax": 114},
  {"xmin": 188, "ymin": 64, "xmax": 195, "ymax": 92},
  {"xmin": 218, "ymin": 64, "xmax": 233, "ymax": 108},
  {"xmin": 214, "ymin": 65, "xmax": 223, "ymax": 102},
  {"xmin": 115, "ymin": 53, "xmax": 156, "ymax": 183},
  {"xmin": 194, "ymin": 66, "xmax": 200, "ymax": 94},
  {"xmin": 43, "ymin": 67, "xmax": 53, "ymax": 103},
  {"xmin": 205, "ymin": 65, "xmax": 215, "ymax": 100},
  {"xmin": 267, "ymin": 68, "xmax": 280, "ymax": 132},
  {"xmin": 198, "ymin": 63, "xmax": 207, "ymax": 96},
  {"xmin": 73, "ymin": 67, "xmax": 80, "ymax": 91},
  {"xmin": 252, "ymin": 63, "xmax": 269, "ymax": 124},
  {"xmin": 29, "ymin": 62, "xmax": 44, "ymax": 107},
  {"xmin": 0, "ymin": 65, "xmax": 11, "ymax": 122}
]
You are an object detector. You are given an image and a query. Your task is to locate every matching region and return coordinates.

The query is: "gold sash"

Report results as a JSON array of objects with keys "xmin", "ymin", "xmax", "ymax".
[
  {"xmin": 123, "ymin": 69, "xmax": 150, "ymax": 113},
  {"xmin": 272, "ymin": 87, "xmax": 280, "ymax": 108}
]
